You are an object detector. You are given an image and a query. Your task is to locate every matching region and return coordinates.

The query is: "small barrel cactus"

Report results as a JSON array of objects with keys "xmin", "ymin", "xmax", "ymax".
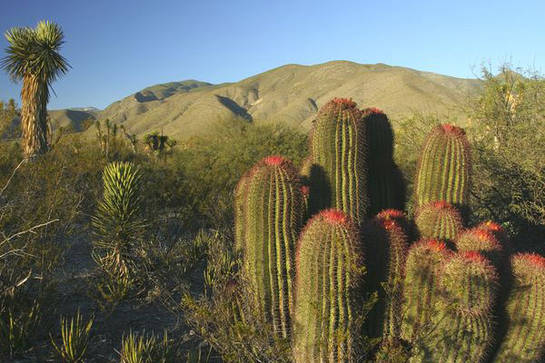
[
  {"xmin": 237, "ymin": 155, "xmax": 304, "ymax": 338},
  {"xmin": 414, "ymin": 201, "xmax": 463, "ymax": 241},
  {"xmin": 401, "ymin": 239, "xmax": 452, "ymax": 343},
  {"xmin": 494, "ymin": 253, "xmax": 545, "ymax": 362},
  {"xmin": 475, "ymin": 220, "xmax": 510, "ymax": 253},
  {"xmin": 363, "ymin": 209, "xmax": 409, "ymax": 340},
  {"xmin": 455, "ymin": 227, "xmax": 504, "ymax": 267},
  {"xmin": 310, "ymin": 98, "xmax": 367, "ymax": 228},
  {"xmin": 293, "ymin": 209, "xmax": 364, "ymax": 362},
  {"xmin": 414, "ymin": 124, "xmax": 471, "ymax": 209},
  {"xmin": 364, "ymin": 108, "xmax": 405, "ymax": 215},
  {"xmin": 414, "ymin": 251, "xmax": 497, "ymax": 363}
]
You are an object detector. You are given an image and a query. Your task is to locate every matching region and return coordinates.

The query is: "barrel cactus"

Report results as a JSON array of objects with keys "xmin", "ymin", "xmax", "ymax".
[
  {"xmin": 363, "ymin": 209, "xmax": 409, "ymax": 340},
  {"xmin": 417, "ymin": 251, "xmax": 497, "ymax": 363},
  {"xmin": 494, "ymin": 253, "xmax": 545, "ymax": 362},
  {"xmin": 401, "ymin": 239, "xmax": 452, "ymax": 343},
  {"xmin": 414, "ymin": 124, "xmax": 471, "ymax": 209},
  {"xmin": 237, "ymin": 155, "xmax": 304, "ymax": 338},
  {"xmin": 293, "ymin": 209, "xmax": 364, "ymax": 362},
  {"xmin": 310, "ymin": 98, "xmax": 367, "ymax": 227},
  {"xmin": 364, "ymin": 108, "xmax": 405, "ymax": 215},
  {"xmin": 414, "ymin": 201, "xmax": 463, "ymax": 241},
  {"xmin": 455, "ymin": 227, "xmax": 504, "ymax": 267}
]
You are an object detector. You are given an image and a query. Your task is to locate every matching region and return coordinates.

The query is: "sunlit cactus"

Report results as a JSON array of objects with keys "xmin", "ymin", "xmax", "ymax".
[
  {"xmin": 293, "ymin": 209, "xmax": 364, "ymax": 362},
  {"xmin": 414, "ymin": 124, "xmax": 471, "ymax": 209},
  {"xmin": 414, "ymin": 201, "xmax": 463, "ymax": 241},
  {"xmin": 363, "ymin": 209, "xmax": 409, "ymax": 340},
  {"xmin": 494, "ymin": 253, "xmax": 545, "ymax": 362},
  {"xmin": 455, "ymin": 227, "xmax": 504, "ymax": 268},
  {"xmin": 238, "ymin": 155, "xmax": 304, "ymax": 338},
  {"xmin": 364, "ymin": 108, "xmax": 405, "ymax": 215},
  {"xmin": 310, "ymin": 98, "xmax": 367, "ymax": 228},
  {"xmin": 476, "ymin": 220, "xmax": 510, "ymax": 253},
  {"xmin": 401, "ymin": 239, "xmax": 452, "ymax": 343},
  {"xmin": 414, "ymin": 251, "xmax": 498, "ymax": 363}
]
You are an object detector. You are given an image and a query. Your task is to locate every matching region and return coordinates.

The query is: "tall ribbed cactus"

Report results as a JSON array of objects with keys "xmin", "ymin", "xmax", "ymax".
[
  {"xmin": 363, "ymin": 209, "xmax": 408, "ymax": 340},
  {"xmin": 238, "ymin": 155, "xmax": 304, "ymax": 338},
  {"xmin": 293, "ymin": 209, "xmax": 364, "ymax": 362},
  {"xmin": 310, "ymin": 98, "xmax": 367, "ymax": 227},
  {"xmin": 417, "ymin": 251, "xmax": 497, "ymax": 363},
  {"xmin": 414, "ymin": 201, "xmax": 463, "ymax": 241},
  {"xmin": 494, "ymin": 253, "xmax": 545, "ymax": 362},
  {"xmin": 364, "ymin": 108, "xmax": 405, "ymax": 215},
  {"xmin": 415, "ymin": 124, "xmax": 471, "ymax": 209},
  {"xmin": 401, "ymin": 239, "xmax": 451, "ymax": 343}
]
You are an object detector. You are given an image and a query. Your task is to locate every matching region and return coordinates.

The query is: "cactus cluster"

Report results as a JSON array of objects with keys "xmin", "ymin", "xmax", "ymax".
[{"xmin": 232, "ymin": 97, "xmax": 545, "ymax": 362}]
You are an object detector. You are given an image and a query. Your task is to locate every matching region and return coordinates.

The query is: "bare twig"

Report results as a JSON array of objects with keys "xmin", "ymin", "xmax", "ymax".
[{"xmin": 0, "ymin": 159, "xmax": 24, "ymax": 197}]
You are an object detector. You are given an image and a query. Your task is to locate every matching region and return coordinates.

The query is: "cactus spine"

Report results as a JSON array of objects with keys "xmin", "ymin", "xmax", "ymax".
[
  {"xmin": 494, "ymin": 253, "xmax": 545, "ymax": 362},
  {"xmin": 401, "ymin": 239, "xmax": 451, "ymax": 343},
  {"xmin": 415, "ymin": 124, "xmax": 471, "ymax": 209},
  {"xmin": 293, "ymin": 209, "xmax": 364, "ymax": 362},
  {"xmin": 418, "ymin": 251, "xmax": 497, "ymax": 363},
  {"xmin": 310, "ymin": 98, "xmax": 367, "ymax": 227},
  {"xmin": 414, "ymin": 201, "xmax": 463, "ymax": 241},
  {"xmin": 364, "ymin": 209, "xmax": 408, "ymax": 340},
  {"xmin": 364, "ymin": 108, "xmax": 405, "ymax": 215},
  {"xmin": 237, "ymin": 155, "xmax": 304, "ymax": 338}
]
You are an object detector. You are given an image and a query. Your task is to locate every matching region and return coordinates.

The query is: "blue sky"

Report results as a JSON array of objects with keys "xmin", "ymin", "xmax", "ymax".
[{"xmin": 1, "ymin": 0, "xmax": 544, "ymax": 109}]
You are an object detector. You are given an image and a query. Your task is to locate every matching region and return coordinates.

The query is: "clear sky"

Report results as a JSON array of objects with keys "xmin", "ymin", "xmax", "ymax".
[{"xmin": 1, "ymin": 0, "xmax": 544, "ymax": 110}]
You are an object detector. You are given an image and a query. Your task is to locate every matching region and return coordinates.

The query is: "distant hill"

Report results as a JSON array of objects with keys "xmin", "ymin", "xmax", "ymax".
[
  {"xmin": 59, "ymin": 61, "xmax": 483, "ymax": 140},
  {"xmin": 49, "ymin": 108, "xmax": 99, "ymax": 132}
]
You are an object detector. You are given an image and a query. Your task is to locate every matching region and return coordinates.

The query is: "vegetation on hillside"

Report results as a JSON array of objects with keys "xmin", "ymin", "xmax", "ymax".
[{"xmin": 1, "ymin": 58, "xmax": 545, "ymax": 361}]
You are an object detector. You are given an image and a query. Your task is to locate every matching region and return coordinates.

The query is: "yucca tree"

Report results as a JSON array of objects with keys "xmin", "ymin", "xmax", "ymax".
[{"xmin": 1, "ymin": 21, "xmax": 69, "ymax": 159}]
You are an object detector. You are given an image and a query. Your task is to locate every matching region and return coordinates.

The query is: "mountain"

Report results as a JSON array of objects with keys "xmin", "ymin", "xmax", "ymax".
[
  {"xmin": 74, "ymin": 61, "xmax": 483, "ymax": 140},
  {"xmin": 49, "ymin": 108, "xmax": 100, "ymax": 132}
]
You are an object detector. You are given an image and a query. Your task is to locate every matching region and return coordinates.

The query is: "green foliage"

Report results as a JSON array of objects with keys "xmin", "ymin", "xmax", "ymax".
[
  {"xmin": 50, "ymin": 309, "xmax": 93, "ymax": 363},
  {"xmin": 91, "ymin": 161, "xmax": 145, "ymax": 305},
  {"xmin": 119, "ymin": 330, "xmax": 179, "ymax": 363},
  {"xmin": 310, "ymin": 98, "xmax": 368, "ymax": 227},
  {"xmin": 293, "ymin": 209, "xmax": 365, "ymax": 362},
  {"xmin": 0, "ymin": 298, "xmax": 41, "ymax": 358},
  {"xmin": 237, "ymin": 155, "xmax": 304, "ymax": 338}
]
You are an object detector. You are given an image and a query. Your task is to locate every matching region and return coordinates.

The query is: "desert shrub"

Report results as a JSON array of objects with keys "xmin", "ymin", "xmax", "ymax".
[
  {"xmin": 50, "ymin": 309, "xmax": 94, "ymax": 363},
  {"xmin": 119, "ymin": 330, "xmax": 180, "ymax": 363}
]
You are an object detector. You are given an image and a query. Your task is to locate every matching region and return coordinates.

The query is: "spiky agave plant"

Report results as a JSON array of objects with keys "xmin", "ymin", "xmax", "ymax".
[
  {"xmin": 293, "ymin": 209, "xmax": 364, "ymax": 362},
  {"xmin": 414, "ymin": 124, "xmax": 471, "ymax": 210},
  {"xmin": 494, "ymin": 253, "xmax": 545, "ymax": 362},
  {"xmin": 92, "ymin": 161, "xmax": 144, "ymax": 281},
  {"xmin": 310, "ymin": 98, "xmax": 367, "ymax": 228}
]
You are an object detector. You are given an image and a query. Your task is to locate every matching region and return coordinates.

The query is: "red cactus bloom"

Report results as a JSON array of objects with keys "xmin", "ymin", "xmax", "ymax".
[
  {"xmin": 377, "ymin": 209, "xmax": 405, "ymax": 220},
  {"xmin": 519, "ymin": 253, "xmax": 545, "ymax": 269},
  {"xmin": 432, "ymin": 201, "xmax": 453, "ymax": 209},
  {"xmin": 364, "ymin": 107, "xmax": 384, "ymax": 115},
  {"xmin": 426, "ymin": 239, "xmax": 447, "ymax": 252},
  {"xmin": 461, "ymin": 251, "xmax": 487, "ymax": 264},
  {"xmin": 301, "ymin": 185, "xmax": 310, "ymax": 196},
  {"xmin": 321, "ymin": 209, "xmax": 349, "ymax": 225},
  {"xmin": 481, "ymin": 221, "xmax": 503, "ymax": 232},
  {"xmin": 441, "ymin": 123, "xmax": 466, "ymax": 136},
  {"xmin": 331, "ymin": 97, "xmax": 357, "ymax": 108},
  {"xmin": 263, "ymin": 155, "xmax": 286, "ymax": 166}
]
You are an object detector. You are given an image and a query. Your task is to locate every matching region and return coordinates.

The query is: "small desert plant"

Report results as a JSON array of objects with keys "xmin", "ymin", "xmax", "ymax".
[
  {"xmin": 50, "ymin": 309, "xmax": 94, "ymax": 363},
  {"xmin": 118, "ymin": 330, "xmax": 178, "ymax": 363},
  {"xmin": 92, "ymin": 161, "xmax": 145, "ymax": 305},
  {"xmin": 0, "ymin": 298, "xmax": 41, "ymax": 358}
]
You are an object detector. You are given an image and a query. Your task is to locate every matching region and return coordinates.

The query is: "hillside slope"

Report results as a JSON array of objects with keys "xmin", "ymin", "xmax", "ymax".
[{"xmin": 95, "ymin": 61, "xmax": 482, "ymax": 139}]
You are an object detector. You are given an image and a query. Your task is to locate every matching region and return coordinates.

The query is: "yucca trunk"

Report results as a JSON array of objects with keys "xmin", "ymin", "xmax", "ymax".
[{"xmin": 21, "ymin": 73, "xmax": 49, "ymax": 158}]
